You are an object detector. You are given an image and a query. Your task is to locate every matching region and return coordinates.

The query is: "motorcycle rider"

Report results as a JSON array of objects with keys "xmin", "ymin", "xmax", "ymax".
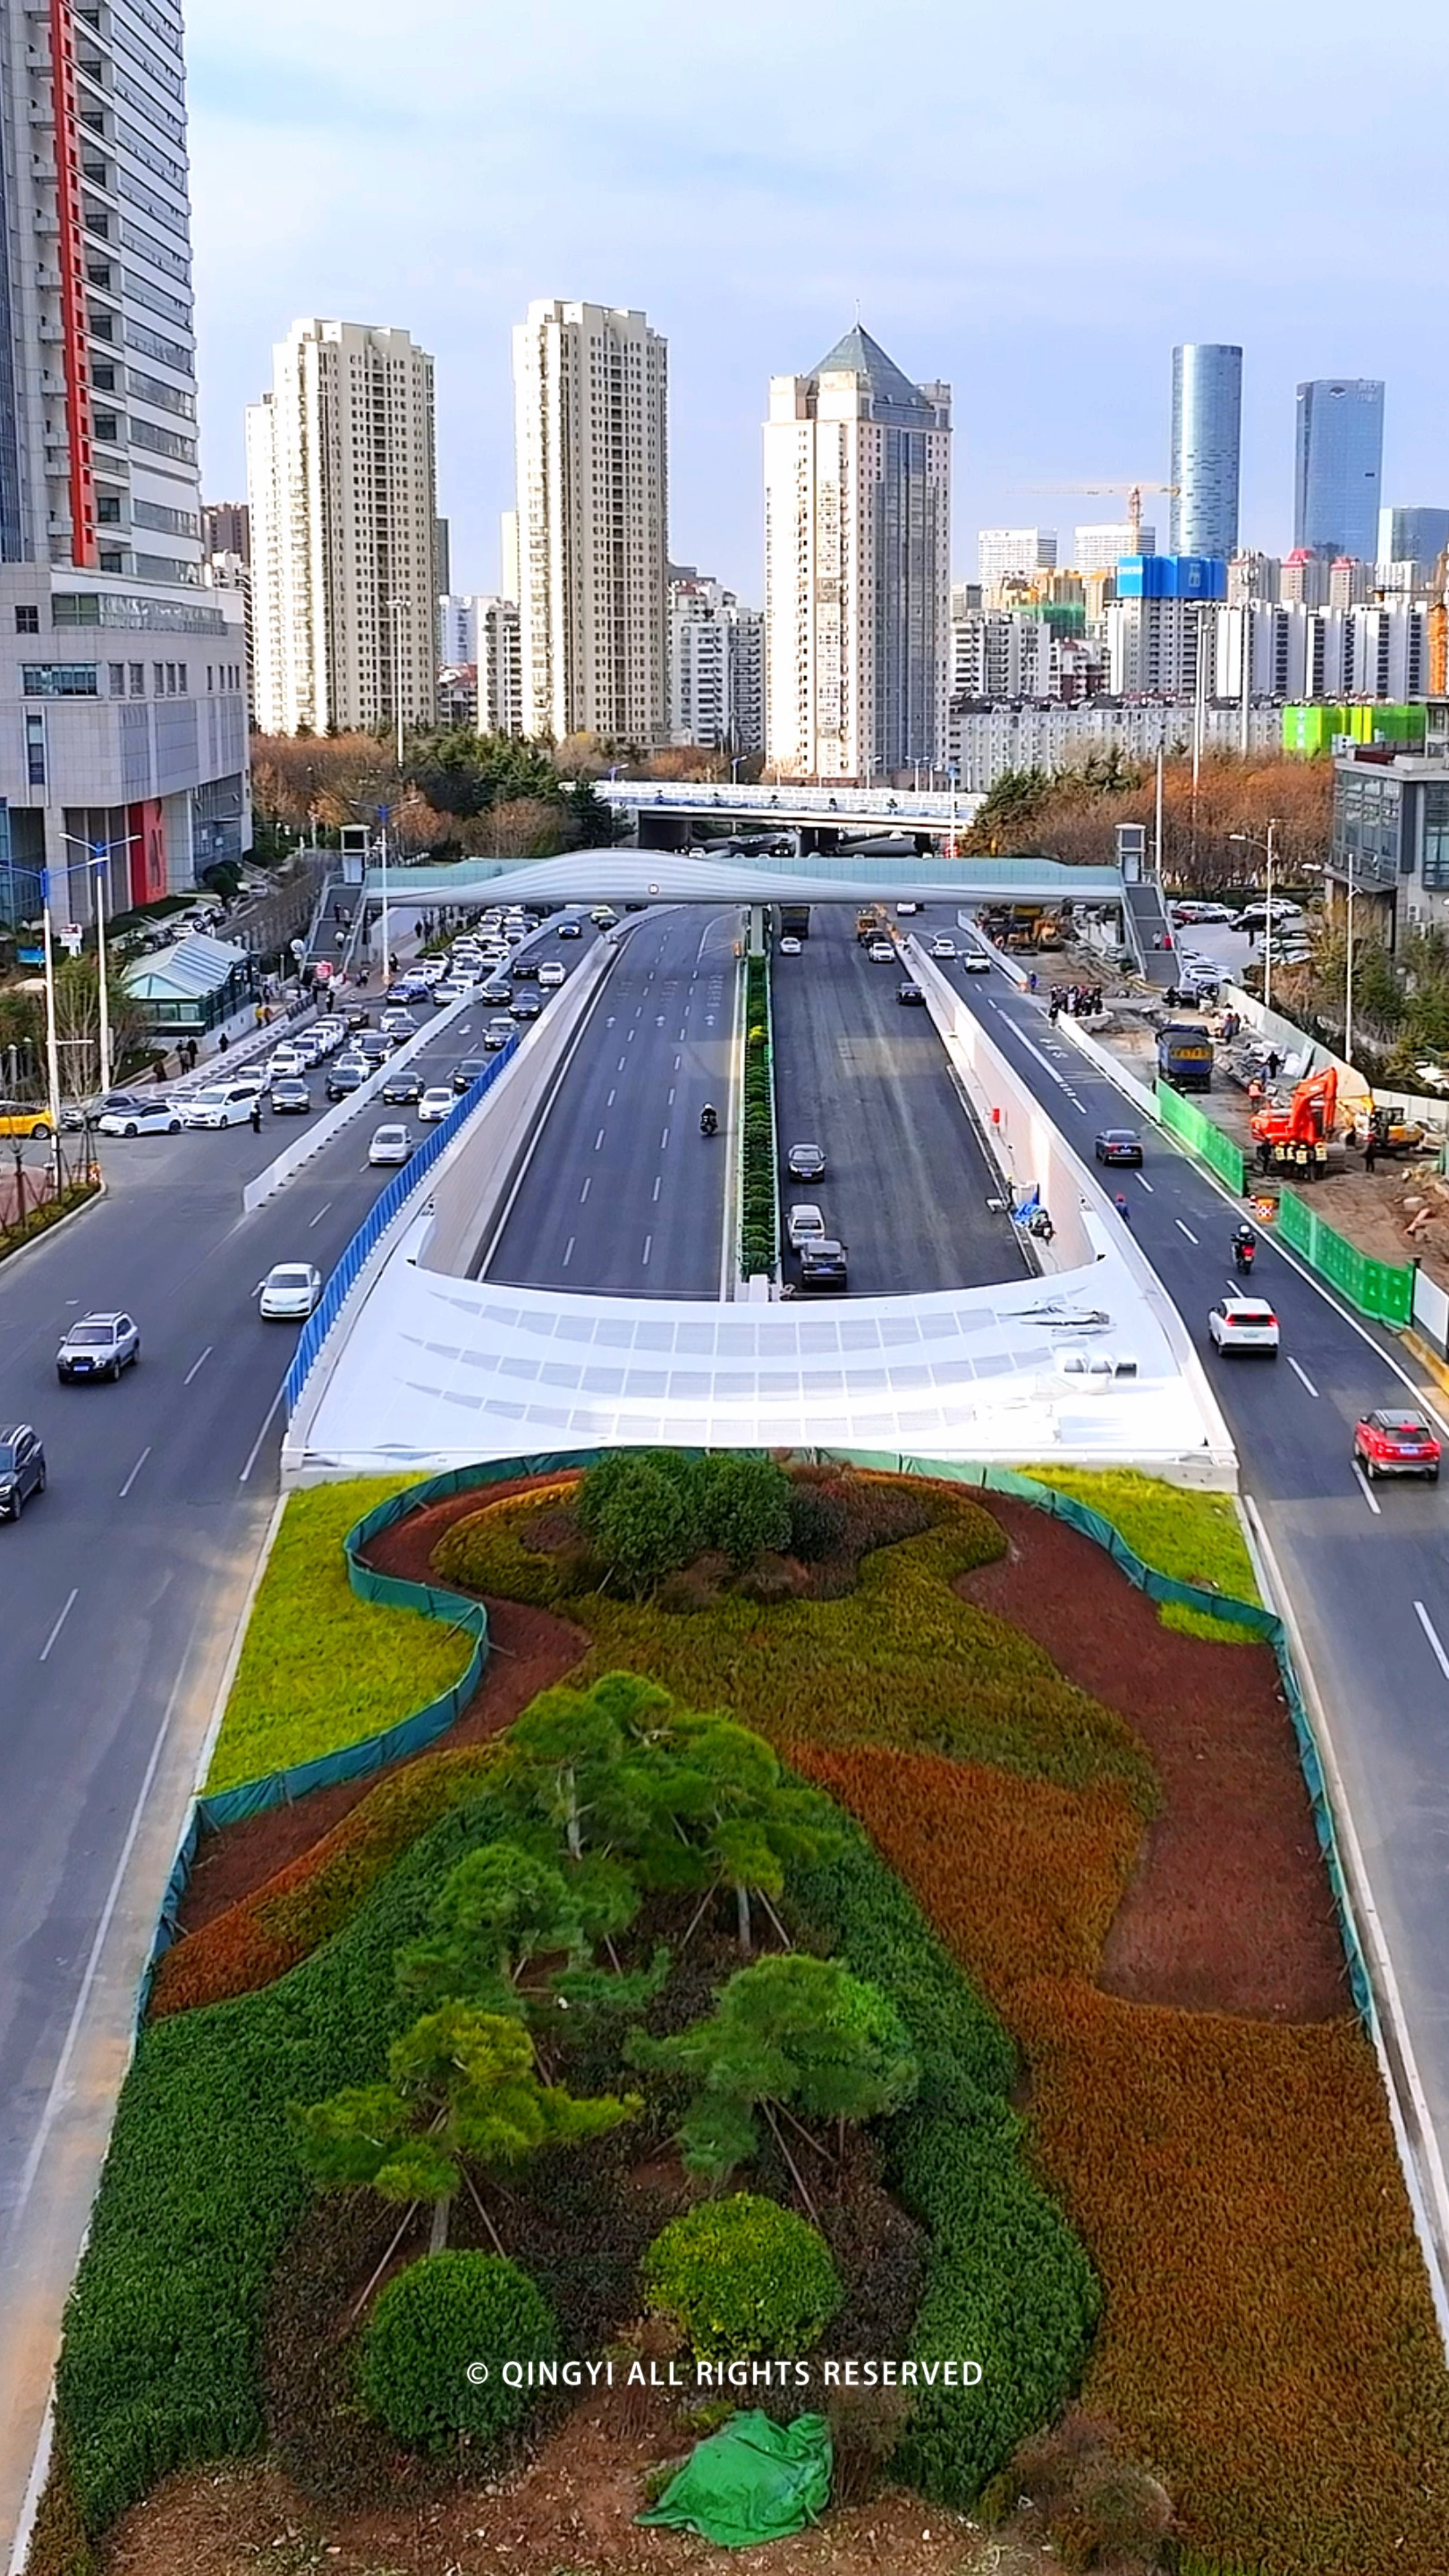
[
  {"xmin": 699, "ymin": 1104, "xmax": 717, "ymax": 1137},
  {"xmin": 1233, "ymin": 1222, "xmax": 1257, "ymax": 1273}
]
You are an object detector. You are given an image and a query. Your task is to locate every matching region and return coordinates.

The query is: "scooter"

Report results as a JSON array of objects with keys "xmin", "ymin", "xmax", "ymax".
[
  {"xmin": 699, "ymin": 1106, "xmax": 717, "ymax": 1138},
  {"xmin": 1233, "ymin": 1233, "xmax": 1257, "ymax": 1275}
]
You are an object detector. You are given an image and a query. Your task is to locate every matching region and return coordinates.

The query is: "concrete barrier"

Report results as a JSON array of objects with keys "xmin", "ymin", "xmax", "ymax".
[{"xmin": 241, "ymin": 985, "xmax": 479, "ymax": 1213}]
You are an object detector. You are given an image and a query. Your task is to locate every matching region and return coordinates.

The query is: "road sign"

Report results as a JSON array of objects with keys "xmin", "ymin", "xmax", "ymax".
[{"xmin": 59, "ymin": 924, "xmax": 83, "ymax": 956}]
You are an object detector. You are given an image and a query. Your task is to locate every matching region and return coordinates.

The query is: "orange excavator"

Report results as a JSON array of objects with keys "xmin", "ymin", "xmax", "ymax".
[{"xmin": 1250, "ymin": 1066, "xmax": 1337, "ymax": 1180}]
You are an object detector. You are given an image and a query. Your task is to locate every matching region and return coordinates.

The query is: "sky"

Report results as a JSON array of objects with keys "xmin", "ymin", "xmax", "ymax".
[{"xmin": 186, "ymin": 0, "xmax": 1449, "ymax": 601}]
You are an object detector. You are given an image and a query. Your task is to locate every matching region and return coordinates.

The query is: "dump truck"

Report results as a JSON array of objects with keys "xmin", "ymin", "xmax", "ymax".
[
  {"xmin": 1250, "ymin": 1065, "xmax": 1336, "ymax": 1179},
  {"xmin": 779, "ymin": 902, "xmax": 811, "ymax": 940},
  {"xmin": 855, "ymin": 906, "xmax": 884, "ymax": 945},
  {"xmin": 1156, "ymin": 1022, "xmax": 1214, "ymax": 1094}
]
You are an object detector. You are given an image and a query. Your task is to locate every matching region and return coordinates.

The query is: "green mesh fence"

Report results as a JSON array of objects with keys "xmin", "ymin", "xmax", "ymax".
[
  {"xmin": 1154, "ymin": 1080, "xmax": 1247, "ymax": 1193},
  {"xmin": 1276, "ymin": 1187, "xmax": 1415, "ymax": 1325}
]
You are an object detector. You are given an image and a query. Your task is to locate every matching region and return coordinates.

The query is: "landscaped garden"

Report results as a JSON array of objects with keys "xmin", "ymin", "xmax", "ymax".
[{"xmin": 31, "ymin": 1452, "xmax": 1449, "ymax": 2576}]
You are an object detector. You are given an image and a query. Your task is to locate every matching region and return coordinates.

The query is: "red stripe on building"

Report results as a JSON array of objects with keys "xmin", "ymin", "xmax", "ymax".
[{"xmin": 48, "ymin": 0, "xmax": 97, "ymax": 569}]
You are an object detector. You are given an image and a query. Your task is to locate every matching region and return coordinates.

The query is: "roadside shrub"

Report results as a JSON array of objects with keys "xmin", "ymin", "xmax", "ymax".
[
  {"xmin": 585, "ymin": 1456, "xmax": 697, "ymax": 1595},
  {"xmin": 787, "ymin": 1480, "xmax": 849, "ymax": 1562},
  {"xmin": 825, "ymin": 2380, "xmax": 916, "ymax": 2504},
  {"xmin": 360, "ymin": 2250, "xmax": 555, "ymax": 2453},
  {"xmin": 642, "ymin": 2195, "xmax": 843, "ymax": 2361},
  {"xmin": 693, "ymin": 1454, "xmax": 792, "ymax": 1563},
  {"xmin": 988, "ymin": 2407, "xmax": 1174, "ymax": 2571}
]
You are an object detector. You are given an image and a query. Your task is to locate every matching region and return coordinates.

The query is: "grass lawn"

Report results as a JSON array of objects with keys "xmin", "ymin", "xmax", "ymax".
[
  {"xmin": 1017, "ymin": 1466, "xmax": 1262, "ymax": 1642},
  {"xmin": 204, "ymin": 1479, "xmax": 476, "ymax": 1794}
]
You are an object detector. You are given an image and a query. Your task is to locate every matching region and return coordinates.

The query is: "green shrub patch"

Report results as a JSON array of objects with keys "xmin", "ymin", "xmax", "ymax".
[
  {"xmin": 360, "ymin": 2250, "xmax": 556, "ymax": 2453},
  {"xmin": 642, "ymin": 2195, "xmax": 843, "ymax": 2361}
]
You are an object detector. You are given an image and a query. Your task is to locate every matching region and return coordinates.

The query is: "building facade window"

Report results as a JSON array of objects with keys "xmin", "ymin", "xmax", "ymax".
[
  {"xmin": 13, "ymin": 605, "xmax": 38, "ymax": 633},
  {"xmin": 22, "ymin": 665, "xmax": 100, "ymax": 696}
]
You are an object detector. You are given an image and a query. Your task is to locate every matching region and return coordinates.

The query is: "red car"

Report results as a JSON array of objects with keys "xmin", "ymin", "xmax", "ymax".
[{"xmin": 1352, "ymin": 1408, "xmax": 1441, "ymax": 1481}]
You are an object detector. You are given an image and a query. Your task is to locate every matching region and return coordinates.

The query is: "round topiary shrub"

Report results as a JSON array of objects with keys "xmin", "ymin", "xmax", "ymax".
[
  {"xmin": 641, "ymin": 2193, "xmax": 843, "ymax": 2362},
  {"xmin": 360, "ymin": 2250, "xmax": 557, "ymax": 2454}
]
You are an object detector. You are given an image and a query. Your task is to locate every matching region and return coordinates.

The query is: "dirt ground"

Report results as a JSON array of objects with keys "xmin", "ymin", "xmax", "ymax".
[{"xmin": 960, "ymin": 1497, "xmax": 1347, "ymax": 2021}]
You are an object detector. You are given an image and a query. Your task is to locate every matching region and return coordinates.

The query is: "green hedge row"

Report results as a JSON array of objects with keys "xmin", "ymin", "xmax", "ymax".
[
  {"xmin": 55, "ymin": 1764, "xmax": 1097, "ymax": 2536},
  {"xmin": 739, "ymin": 950, "xmax": 777, "ymax": 1277}
]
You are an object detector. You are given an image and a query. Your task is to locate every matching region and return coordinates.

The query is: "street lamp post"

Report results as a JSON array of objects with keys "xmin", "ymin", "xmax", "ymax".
[
  {"xmin": 60, "ymin": 830, "xmax": 128, "ymax": 1094},
  {"xmin": 37, "ymin": 874, "xmax": 64, "ymax": 1191},
  {"xmin": 1230, "ymin": 817, "xmax": 1279, "ymax": 1010},
  {"xmin": 1344, "ymin": 869, "xmax": 1356, "ymax": 1067}
]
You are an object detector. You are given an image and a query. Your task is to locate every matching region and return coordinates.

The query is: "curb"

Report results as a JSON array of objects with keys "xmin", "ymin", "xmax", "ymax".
[
  {"xmin": 1400, "ymin": 1326, "xmax": 1449, "ymax": 1402},
  {"xmin": 0, "ymin": 1174, "xmax": 106, "ymax": 1275}
]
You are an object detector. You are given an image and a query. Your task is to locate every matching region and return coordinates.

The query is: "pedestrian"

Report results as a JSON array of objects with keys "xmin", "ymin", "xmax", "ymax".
[
  {"xmin": 414, "ymin": 918, "xmax": 424, "ymax": 941},
  {"xmin": 1364, "ymin": 1132, "xmax": 1378, "ymax": 1174},
  {"xmin": 1048, "ymin": 996, "xmax": 1060, "ymax": 1024},
  {"xmin": 218, "ymin": 1030, "xmax": 228, "ymax": 1053},
  {"xmin": 335, "ymin": 927, "xmax": 346, "ymax": 948},
  {"xmin": 1267, "ymin": 1048, "xmax": 1281, "ymax": 1080},
  {"xmin": 250, "ymin": 1095, "xmax": 262, "ymax": 1134},
  {"xmin": 1028, "ymin": 970, "xmax": 1038, "ymax": 993},
  {"xmin": 1114, "ymin": 1192, "xmax": 1131, "ymax": 1223}
]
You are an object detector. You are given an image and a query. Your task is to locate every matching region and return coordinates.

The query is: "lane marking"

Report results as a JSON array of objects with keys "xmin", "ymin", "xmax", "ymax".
[
  {"xmin": 38, "ymin": 1588, "xmax": 78, "ymax": 1663},
  {"xmin": 305, "ymin": 1200, "xmax": 332, "ymax": 1229},
  {"xmin": 660, "ymin": 1126, "xmax": 669, "ymax": 1149},
  {"xmin": 579, "ymin": 1177, "xmax": 591, "ymax": 1204},
  {"xmin": 1416, "ymin": 1599, "xmax": 1449, "ymax": 1682},
  {"xmin": 1352, "ymin": 1463, "xmax": 1382, "ymax": 1516},
  {"xmin": 594, "ymin": 1128, "xmax": 606, "ymax": 1151},
  {"xmin": 667, "ymin": 1087, "xmax": 675, "ymax": 1106},
  {"xmin": 563, "ymin": 1234, "xmax": 574, "ymax": 1267},
  {"xmin": 118, "ymin": 1444, "xmax": 151, "ymax": 1500},
  {"xmin": 1288, "ymin": 1356, "xmax": 1319, "ymax": 1398},
  {"xmin": 674, "ymin": 1054, "xmax": 682, "ymax": 1070},
  {"xmin": 606, "ymin": 1089, "xmax": 616, "ymax": 1107},
  {"xmin": 1174, "ymin": 1218, "xmax": 1199, "ymax": 1244},
  {"xmin": 1135, "ymin": 1174, "xmax": 1154, "ymax": 1192},
  {"xmin": 652, "ymin": 1174, "xmax": 662, "ymax": 1202},
  {"xmin": 182, "ymin": 1344, "xmax": 212, "ymax": 1385},
  {"xmin": 642, "ymin": 1233, "xmax": 652, "ymax": 1267},
  {"xmin": 239, "ymin": 1383, "xmax": 286, "ymax": 1484}
]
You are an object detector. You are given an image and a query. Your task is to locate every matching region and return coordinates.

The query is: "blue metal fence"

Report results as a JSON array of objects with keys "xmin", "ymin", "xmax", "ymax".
[{"xmin": 284, "ymin": 1032, "xmax": 520, "ymax": 1418}]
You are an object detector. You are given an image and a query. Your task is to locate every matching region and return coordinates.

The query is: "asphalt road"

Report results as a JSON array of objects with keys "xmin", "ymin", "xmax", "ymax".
[
  {"xmin": 485, "ymin": 907, "xmax": 738, "ymax": 1297},
  {"xmin": 770, "ymin": 910, "xmax": 1028, "ymax": 1296},
  {"xmin": 0, "ymin": 942, "xmax": 582, "ymax": 2538},
  {"xmin": 945, "ymin": 940, "xmax": 1449, "ymax": 2245}
]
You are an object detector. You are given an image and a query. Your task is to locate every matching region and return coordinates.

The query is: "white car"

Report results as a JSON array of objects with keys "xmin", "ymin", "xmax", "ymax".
[
  {"xmin": 537, "ymin": 961, "xmax": 565, "ymax": 988},
  {"xmin": 258, "ymin": 1261, "xmax": 323, "ymax": 1321},
  {"xmin": 228, "ymin": 1065, "xmax": 270, "ymax": 1097},
  {"xmin": 97, "ymin": 1098, "xmax": 183, "ymax": 1136},
  {"xmin": 418, "ymin": 1086, "xmax": 454, "ymax": 1123},
  {"xmin": 779, "ymin": 936, "xmax": 802, "ymax": 956},
  {"xmin": 1208, "ymin": 1295, "xmax": 1279, "ymax": 1358},
  {"xmin": 930, "ymin": 936, "xmax": 957, "ymax": 959},
  {"xmin": 868, "ymin": 939, "xmax": 895, "ymax": 962},
  {"xmin": 896, "ymin": 901, "xmax": 919, "ymax": 915},
  {"xmin": 962, "ymin": 951, "xmax": 992, "ymax": 974},
  {"xmin": 266, "ymin": 1048, "xmax": 308, "ymax": 1081},
  {"xmin": 182, "ymin": 1083, "xmax": 258, "ymax": 1129},
  {"xmin": 430, "ymin": 979, "xmax": 469, "ymax": 1005},
  {"xmin": 786, "ymin": 1202, "xmax": 827, "ymax": 1253},
  {"xmin": 368, "ymin": 1123, "xmax": 412, "ymax": 1166}
]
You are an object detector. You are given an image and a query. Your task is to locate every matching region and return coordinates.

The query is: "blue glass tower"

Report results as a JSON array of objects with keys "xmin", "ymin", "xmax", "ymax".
[
  {"xmin": 1294, "ymin": 380, "xmax": 1385, "ymax": 560},
  {"xmin": 1170, "ymin": 344, "xmax": 1241, "ymax": 560}
]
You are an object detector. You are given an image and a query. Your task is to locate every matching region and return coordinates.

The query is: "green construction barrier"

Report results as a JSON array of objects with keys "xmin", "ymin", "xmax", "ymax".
[
  {"xmin": 1154, "ymin": 1080, "xmax": 1247, "ymax": 1193},
  {"xmin": 1276, "ymin": 1186, "xmax": 1415, "ymax": 1326},
  {"xmin": 139, "ymin": 1445, "xmax": 1372, "ymax": 2038}
]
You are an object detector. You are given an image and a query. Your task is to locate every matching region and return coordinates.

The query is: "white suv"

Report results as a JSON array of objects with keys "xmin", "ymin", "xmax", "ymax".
[
  {"xmin": 182, "ymin": 1083, "xmax": 258, "ymax": 1129},
  {"xmin": 1208, "ymin": 1296, "xmax": 1279, "ymax": 1358}
]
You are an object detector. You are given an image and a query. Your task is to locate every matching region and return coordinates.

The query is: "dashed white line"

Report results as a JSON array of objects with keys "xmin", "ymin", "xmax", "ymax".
[
  {"xmin": 118, "ymin": 1444, "xmax": 151, "ymax": 1500},
  {"xmin": 1287, "ymin": 1356, "xmax": 1319, "ymax": 1398},
  {"xmin": 38, "ymin": 1587, "xmax": 78, "ymax": 1663},
  {"xmin": 617, "ymin": 1055, "xmax": 626, "ymax": 1072},
  {"xmin": 659, "ymin": 1126, "xmax": 669, "ymax": 1149},
  {"xmin": 1352, "ymin": 1463, "xmax": 1382, "ymax": 1516},
  {"xmin": 305, "ymin": 1199, "xmax": 332, "ymax": 1229},
  {"xmin": 674, "ymin": 1054, "xmax": 682, "ymax": 1070},
  {"xmin": 1415, "ymin": 1599, "xmax": 1449, "ymax": 1681},
  {"xmin": 667, "ymin": 1087, "xmax": 675, "ymax": 1106},
  {"xmin": 606, "ymin": 1089, "xmax": 616, "ymax": 1106},
  {"xmin": 594, "ymin": 1128, "xmax": 606, "ymax": 1151},
  {"xmin": 652, "ymin": 1174, "xmax": 662, "ymax": 1201},
  {"xmin": 579, "ymin": 1176, "xmax": 591, "ymax": 1203},
  {"xmin": 1135, "ymin": 1174, "xmax": 1154, "ymax": 1192},
  {"xmin": 563, "ymin": 1234, "xmax": 575, "ymax": 1267},
  {"xmin": 641, "ymin": 1233, "xmax": 652, "ymax": 1266},
  {"xmin": 182, "ymin": 1344, "xmax": 212, "ymax": 1385},
  {"xmin": 1174, "ymin": 1218, "xmax": 1199, "ymax": 1244}
]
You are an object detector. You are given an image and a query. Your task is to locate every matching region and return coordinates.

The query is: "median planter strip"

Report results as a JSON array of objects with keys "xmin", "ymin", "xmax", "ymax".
[{"xmin": 738, "ymin": 948, "xmax": 778, "ymax": 1279}]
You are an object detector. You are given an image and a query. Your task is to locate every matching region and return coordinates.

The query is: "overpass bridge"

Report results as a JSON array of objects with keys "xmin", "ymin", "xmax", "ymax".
[
  {"xmin": 592, "ymin": 777, "xmax": 983, "ymax": 844},
  {"xmin": 362, "ymin": 848, "xmax": 1131, "ymax": 910}
]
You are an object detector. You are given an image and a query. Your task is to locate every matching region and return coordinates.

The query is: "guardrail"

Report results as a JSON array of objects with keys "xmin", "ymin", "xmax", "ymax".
[{"xmin": 284, "ymin": 1035, "xmax": 521, "ymax": 1416}]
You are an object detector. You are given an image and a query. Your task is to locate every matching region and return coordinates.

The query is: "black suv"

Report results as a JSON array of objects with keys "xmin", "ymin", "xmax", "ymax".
[{"xmin": 0, "ymin": 1424, "xmax": 46, "ymax": 1519}]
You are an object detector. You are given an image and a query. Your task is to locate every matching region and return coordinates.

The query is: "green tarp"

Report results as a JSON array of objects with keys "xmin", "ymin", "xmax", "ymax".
[{"xmin": 638, "ymin": 2410, "xmax": 833, "ymax": 2546}]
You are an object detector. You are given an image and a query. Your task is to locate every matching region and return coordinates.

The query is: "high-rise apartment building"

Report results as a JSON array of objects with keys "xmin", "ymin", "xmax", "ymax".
[
  {"xmin": 512, "ymin": 301, "xmax": 668, "ymax": 744},
  {"xmin": 203, "ymin": 502, "xmax": 250, "ymax": 563},
  {"xmin": 1228, "ymin": 552, "xmax": 1281, "ymax": 606},
  {"xmin": 667, "ymin": 571, "xmax": 763, "ymax": 753},
  {"xmin": 1377, "ymin": 505, "xmax": 1449, "ymax": 588},
  {"xmin": 1072, "ymin": 522, "xmax": 1155, "ymax": 573},
  {"xmin": 0, "ymin": 0, "xmax": 249, "ymax": 922},
  {"xmin": 247, "ymin": 319, "xmax": 438, "ymax": 736},
  {"xmin": 1170, "ymin": 344, "xmax": 1241, "ymax": 558},
  {"xmin": 1294, "ymin": 379, "xmax": 1385, "ymax": 562},
  {"xmin": 763, "ymin": 325, "xmax": 950, "ymax": 779},
  {"xmin": 977, "ymin": 528, "xmax": 1056, "ymax": 602},
  {"xmin": 436, "ymin": 594, "xmax": 522, "ymax": 734}
]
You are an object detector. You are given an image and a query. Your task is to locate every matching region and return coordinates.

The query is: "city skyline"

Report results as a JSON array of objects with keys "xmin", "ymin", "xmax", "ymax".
[{"xmin": 182, "ymin": 0, "xmax": 1449, "ymax": 605}]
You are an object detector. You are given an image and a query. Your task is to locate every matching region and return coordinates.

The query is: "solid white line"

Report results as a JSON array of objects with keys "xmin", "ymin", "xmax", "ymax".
[
  {"xmin": 1416, "ymin": 1599, "xmax": 1449, "ymax": 1682},
  {"xmin": 182, "ymin": 1344, "xmax": 212, "ymax": 1385},
  {"xmin": 563, "ymin": 1234, "xmax": 574, "ymax": 1267},
  {"xmin": 1174, "ymin": 1218, "xmax": 1199, "ymax": 1244},
  {"xmin": 1288, "ymin": 1356, "xmax": 1320, "ymax": 1398},
  {"xmin": 642, "ymin": 1233, "xmax": 652, "ymax": 1265},
  {"xmin": 1135, "ymin": 1174, "xmax": 1154, "ymax": 1191},
  {"xmin": 118, "ymin": 1444, "xmax": 151, "ymax": 1499},
  {"xmin": 239, "ymin": 1382, "xmax": 286, "ymax": 1484},
  {"xmin": 1352, "ymin": 1462, "xmax": 1382, "ymax": 1516},
  {"xmin": 38, "ymin": 1588, "xmax": 78, "ymax": 1663},
  {"xmin": 579, "ymin": 1177, "xmax": 591, "ymax": 1203},
  {"xmin": 305, "ymin": 1199, "xmax": 332, "ymax": 1229}
]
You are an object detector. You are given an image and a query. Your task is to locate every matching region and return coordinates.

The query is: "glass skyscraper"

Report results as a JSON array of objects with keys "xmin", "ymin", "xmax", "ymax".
[
  {"xmin": 1294, "ymin": 380, "xmax": 1385, "ymax": 561},
  {"xmin": 1170, "ymin": 345, "xmax": 1241, "ymax": 559}
]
